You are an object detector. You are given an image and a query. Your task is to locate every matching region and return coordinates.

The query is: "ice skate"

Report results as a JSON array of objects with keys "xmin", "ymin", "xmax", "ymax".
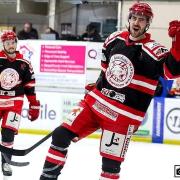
[{"xmin": 2, "ymin": 163, "xmax": 12, "ymax": 176}]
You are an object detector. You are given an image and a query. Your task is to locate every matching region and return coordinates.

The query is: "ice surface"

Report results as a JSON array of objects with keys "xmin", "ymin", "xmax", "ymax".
[{"xmin": 0, "ymin": 134, "xmax": 179, "ymax": 180}]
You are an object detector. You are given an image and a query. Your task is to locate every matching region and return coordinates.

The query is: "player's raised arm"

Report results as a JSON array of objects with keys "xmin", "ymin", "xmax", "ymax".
[{"xmin": 163, "ymin": 20, "xmax": 180, "ymax": 79}]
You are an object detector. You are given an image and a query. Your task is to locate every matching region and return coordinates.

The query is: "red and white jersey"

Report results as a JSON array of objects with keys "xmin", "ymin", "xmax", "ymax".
[
  {"xmin": 85, "ymin": 31, "xmax": 180, "ymax": 123},
  {"xmin": 0, "ymin": 50, "xmax": 36, "ymax": 108}
]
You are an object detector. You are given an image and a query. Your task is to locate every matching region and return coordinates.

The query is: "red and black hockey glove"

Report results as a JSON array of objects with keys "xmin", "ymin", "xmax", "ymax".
[
  {"xmin": 27, "ymin": 96, "xmax": 40, "ymax": 121},
  {"xmin": 168, "ymin": 20, "xmax": 180, "ymax": 60},
  {"xmin": 28, "ymin": 100, "xmax": 40, "ymax": 121}
]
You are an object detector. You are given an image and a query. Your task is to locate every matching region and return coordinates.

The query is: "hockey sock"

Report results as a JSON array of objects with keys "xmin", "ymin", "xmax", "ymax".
[
  {"xmin": 1, "ymin": 142, "xmax": 13, "ymax": 164},
  {"xmin": 100, "ymin": 171, "xmax": 120, "ymax": 180},
  {"xmin": 40, "ymin": 126, "xmax": 77, "ymax": 180},
  {"xmin": 40, "ymin": 144, "xmax": 67, "ymax": 179},
  {"xmin": 1, "ymin": 128, "xmax": 15, "ymax": 165}
]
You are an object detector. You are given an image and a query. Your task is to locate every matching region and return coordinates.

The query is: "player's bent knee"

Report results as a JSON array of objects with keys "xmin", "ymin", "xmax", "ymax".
[
  {"xmin": 102, "ymin": 157, "xmax": 121, "ymax": 174},
  {"xmin": 52, "ymin": 126, "xmax": 77, "ymax": 148},
  {"xmin": 1, "ymin": 128, "xmax": 15, "ymax": 143}
]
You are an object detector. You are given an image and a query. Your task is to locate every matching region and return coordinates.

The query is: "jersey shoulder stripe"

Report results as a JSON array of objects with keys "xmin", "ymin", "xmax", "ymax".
[
  {"xmin": 143, "ymin": 40, "xmax": 169, "ymax": 61},
  {"xmin": 104, "ymin": 31, "xmax": 127, "ymax": 48},
  {"xmin": 17, "ymin": 58, "xmax": 31, "ymax": 65},
  {"xmin": 0, "ymin": 51, "xmax": 6, "ymax": 58}
]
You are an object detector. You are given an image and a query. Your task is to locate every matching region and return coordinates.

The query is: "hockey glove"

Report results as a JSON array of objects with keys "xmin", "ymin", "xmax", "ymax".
[
  {"xmin": 168, "ymin": 20, "xmax": 180, "ymax": 60},
  {"xmin": 28, "ymin": 99, "xmax": 40, "ymax": 121}
]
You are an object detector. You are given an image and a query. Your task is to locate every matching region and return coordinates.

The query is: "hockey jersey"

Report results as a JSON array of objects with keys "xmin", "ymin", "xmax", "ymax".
[
  {"xmin": 0, "ymin": 50, "xmax": 36, "ymax": 107},
  {"xmin": 85, "ymin": 31, "xmax": 180, "ymax": 123}
]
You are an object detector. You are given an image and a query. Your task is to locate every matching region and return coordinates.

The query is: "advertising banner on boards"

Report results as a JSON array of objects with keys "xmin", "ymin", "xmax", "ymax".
[{"xmin": 18, "ymin": 40, "xmax": 87, "ymax": 89}]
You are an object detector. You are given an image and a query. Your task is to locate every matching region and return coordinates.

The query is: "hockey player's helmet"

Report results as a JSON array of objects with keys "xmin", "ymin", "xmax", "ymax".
[
  {"xmin": 129, "ymin": 3, "xmax": 153, "ymax": 21},
  {"xmin": 1, "ymin": 31, "xmax": 17, "ymax": 42}
]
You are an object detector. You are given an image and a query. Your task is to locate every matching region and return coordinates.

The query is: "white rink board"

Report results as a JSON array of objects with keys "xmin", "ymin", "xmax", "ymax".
[
  {"xmin": 17, "ymin": 40, "xmax": 104, "ymax": 90},
  {"xmin": 17, "ymin": 40, "xmax": 87, "ymax": 89},
  {"xmin": 20, "ymin": 91, "xmax": 84, "ymax": 131},
  {"xmin": 163, "ymin": 98, "xmax": 180, "ymax": 140},
  {"xmin": 85, "ymin": 41, "xmax": 103, "ymax": 69}
]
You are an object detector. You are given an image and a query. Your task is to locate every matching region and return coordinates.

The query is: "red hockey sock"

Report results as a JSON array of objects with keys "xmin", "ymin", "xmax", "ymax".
[
  {"xmin": 100, "ymin": 171, "xmax": 120, "ymax": 180},
  {"xmin": 45, "ymin": 147, "xmax": 67, "ymax": 166}
]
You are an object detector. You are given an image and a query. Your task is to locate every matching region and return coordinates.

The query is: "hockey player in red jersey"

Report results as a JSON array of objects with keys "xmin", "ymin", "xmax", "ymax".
[
  {"xmin": 40, "ymin": 2, "xmax": 180, "ymax": 180},
  {"xmin": 0, "ymin": 31, "xmax": 40, "ymax": 177}
]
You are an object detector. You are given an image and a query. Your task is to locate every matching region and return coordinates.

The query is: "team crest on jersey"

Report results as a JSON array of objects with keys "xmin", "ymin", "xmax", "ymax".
[
  {"xmin": 106, "ymin": 54, "xmax": 134, "ymax": 88},
  {"xmin": 0, "ymin": 68, "xmax": 20, "ymax": 90}
]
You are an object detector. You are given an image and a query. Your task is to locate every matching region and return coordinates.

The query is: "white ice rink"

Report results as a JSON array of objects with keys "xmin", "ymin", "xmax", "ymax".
[{"xmin": 0, "ymin": 134, "xmax": 180, "ymax": 180}]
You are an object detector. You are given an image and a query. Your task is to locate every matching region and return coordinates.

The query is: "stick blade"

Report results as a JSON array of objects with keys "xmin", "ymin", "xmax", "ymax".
[{"xmin": 2, "ymin": 153, "xmax": 30, "ymax": 167}]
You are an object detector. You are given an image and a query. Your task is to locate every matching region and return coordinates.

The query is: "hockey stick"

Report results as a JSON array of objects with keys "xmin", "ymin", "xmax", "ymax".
[
  {"xmin": 0, "ymin": 132, "xmax": 53, "ymax": 156},
  {"xmin": 2, "ymin": 153, "xmax": 29, "ymax": 167}
]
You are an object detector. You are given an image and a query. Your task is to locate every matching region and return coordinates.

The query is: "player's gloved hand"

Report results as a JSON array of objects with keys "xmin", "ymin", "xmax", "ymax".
[
  {"xmin": 168, "ymin": 20, "xmax": 180, "ymax": 60},
  {"xmin": 168, "ymin": 20, "xmax": 179, "ymax": 37},
  {"xmin": 85, "ymin": 83, "xmax": 96, "ymax": 94},
  {"xmin": 28, "ymin": 100, "xmax": 40, "ymax": 121}
]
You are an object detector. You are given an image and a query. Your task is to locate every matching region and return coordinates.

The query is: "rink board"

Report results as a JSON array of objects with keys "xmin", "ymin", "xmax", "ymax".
[
  {"xmin": 17, "ymin": 40, "xmax": 103, "ymax": 88},
  {"xmin": 18, "ymin": 91, "xmax": 180, "ymax": 145}
]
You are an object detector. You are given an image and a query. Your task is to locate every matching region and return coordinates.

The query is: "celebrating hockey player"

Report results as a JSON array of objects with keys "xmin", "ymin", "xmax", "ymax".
[
  {"xmin": 0, "ymin": 31, "xmax": 40, "ymax": 177},
  {"xmin": 40, "ymin": 2, "xmax": 180, "ymax": 180}
]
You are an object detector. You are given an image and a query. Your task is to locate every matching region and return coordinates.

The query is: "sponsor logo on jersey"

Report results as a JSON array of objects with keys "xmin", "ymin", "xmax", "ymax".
[
  {"xmin": 6, "ymin": 112, "xmax": 21, "ymax": 130},
  {"xmin": 92, "ymin": 101, "xmax": 118, "ymax": 121},
  {"xmin": 0, "ymin": 101, "xmax": 14, "ymax": 107},
  {"xmin": 101, "ymin": 88, "xmax": 125, "ymax": 103},
  {"xmin": 145, "ymin": 41, "xmax": 161, "ymax": 50},
  {"xmin": 0, "ymin": 68, "xmax": 20, "ymax": 90},
  {"xmin": 0, "ymin": 90, "xmax": 15, "ymax": 96},
  {"xmin": 154, "ymin": 47, "xmax": 168, "ymax": 57},
  {"xmin": 120, "ymin": 125, "xmax": 134, "ymax": 158},
  {"xmin": 106, "ymin": 54, "xmax": 134, "ymax": 88},
  {"xmin": 101, "ymin": 130, "xmax": 125, "ymax": 158}
]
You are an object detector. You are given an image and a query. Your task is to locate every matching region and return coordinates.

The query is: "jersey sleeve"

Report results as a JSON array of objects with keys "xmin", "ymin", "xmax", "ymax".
[
  {"xmin": 162, "ymin": 52, "xmax": 180, "ymax": 79},
  {"xmin": 23, "ymin": 61, "xmax": 37, "ymax": 100},
  {"xmin": 143, "ymin": 41, "xmax": 180, "ymax": 79}
]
